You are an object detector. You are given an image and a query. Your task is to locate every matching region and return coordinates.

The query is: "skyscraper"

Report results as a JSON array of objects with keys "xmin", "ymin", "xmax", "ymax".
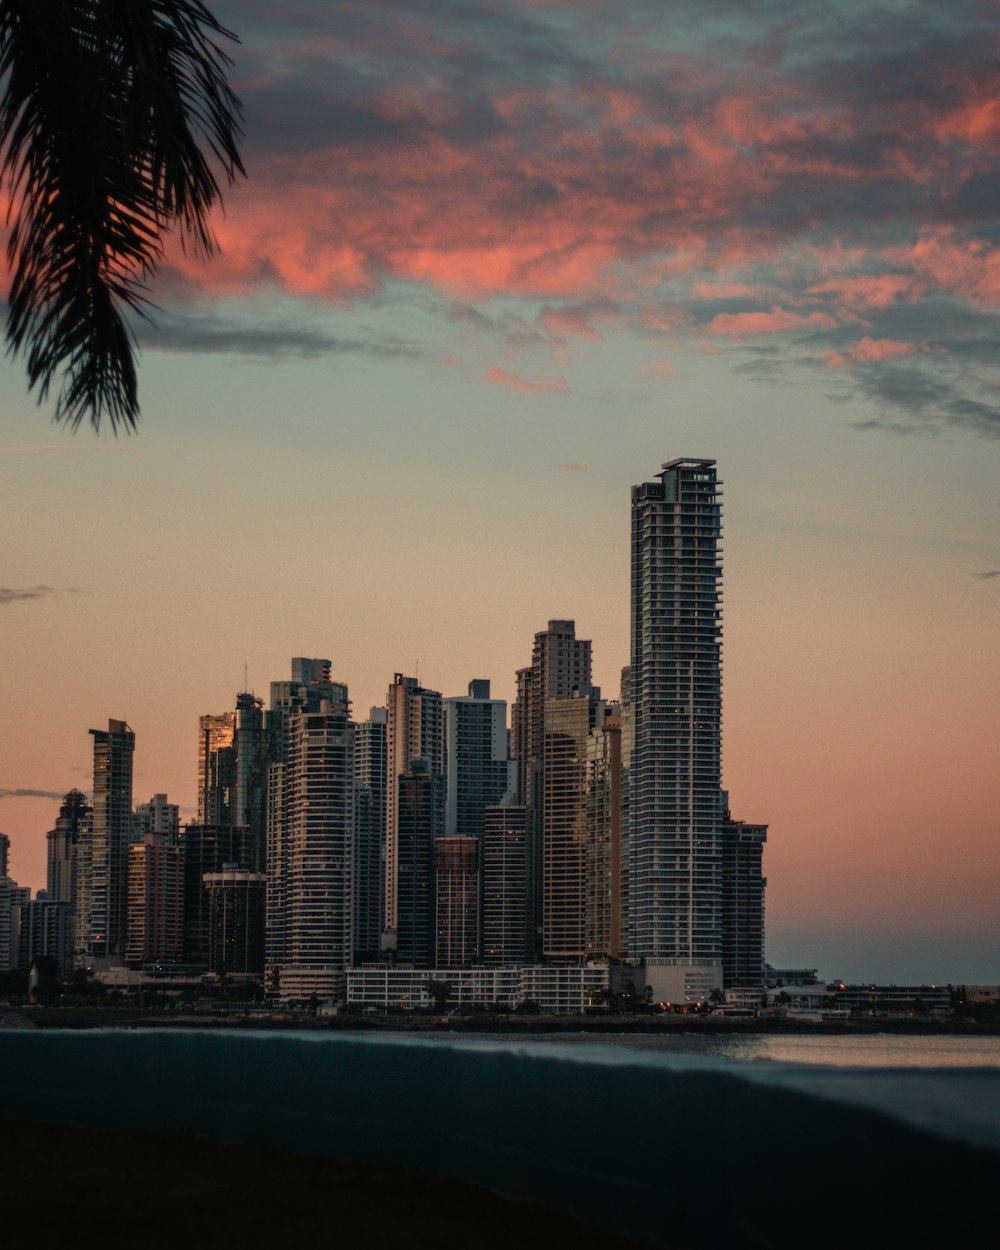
[
  {"xmin": 125, "ymin": 833, "xmax": 183, "ymax": 966},
  {"xmin": 198, "ymin": 712, "xmax": 236, "ymax": 825},
  {"xmin": 280, "ymin": 693, "xmax": 355, "ymax": 1001},
  {"xmin": 585, "ymin": 703, "xmax": 624, "ymax": 959},
  {"xmin": 630, "ymin": 458, "xmax": 723, "ymax": 1003},
  {"xmin": 445, "ymin": 680, "xmax": 511, "ymax": 839},
  {"xmin": 383, "ymin": 674, "xmax": 443, "ymax": 952},
  {"xmin": 435, "ymin": 834, "xmax": 479, "ymax": 966},
  {"xmin": 46, "ymin": 789, "xmax": 91, "ymax": 909},
  {"xmin": 395, "ymin": 757, "xmax": 443, "ymax": 968},
  {"xmin": 77, "ymin": 719, "xmax": 134, "ymax": 961},
  {"xmin": 481, "ymin": 798, "xmax": 531, "ymax": 966},
  {"xmin": 353, "ymin": 707, "xmax": 387, "ymax": 962},
  {"xmin": 511, "ymin": 621, "xmax": 592, "ymax": 956},
  {"xmin": 542, "ymin": 688, "xmax": 602, "ymax": 961}
]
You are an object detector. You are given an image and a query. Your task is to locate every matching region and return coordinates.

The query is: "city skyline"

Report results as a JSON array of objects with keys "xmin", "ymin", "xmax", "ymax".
[{"xmin": 2, "ymin": 0, "xmax": 998, "ymax": 986}]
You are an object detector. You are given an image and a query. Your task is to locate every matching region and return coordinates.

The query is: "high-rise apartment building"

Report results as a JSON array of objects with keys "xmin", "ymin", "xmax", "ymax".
[
  {"xmin": 630, "ymin": 459, "xmax": 723, "ymax": 1003},
  {"xmin": 179, "ymin": 823, "xmax": 252, "ymax": 966},
  {"xmin": 125, "ymin": 833, "xmax": 183, "ymax": 966},
  {"xmin": 19, "ymin": 893, "xmax": 71, "ymax": 976},
  {"xmin": 0, "ymin": 833, "xmax": 8, "ymax": 878},
  {"xmin": 395, "ymin": 757, "xmax": 443, "ymax": 968},
  {"xmin": 720, "ymin": 799, "xmax": 767, "ymax": 989},
  {"xmin": 542, "ymin": 689, "xmax": 602, "ymax": 961},
  {"xmin": 445, "ymin": 680, "xmax": 511, "ymax": 839},
  {"xmin": 585, "ymin": 703, "xmax": 624, "ymax": 959},
  {"xmin": 481, "ymin": 798, "xmax": 531, "ymax": 966},
  {"xmin": 511, "ymin": 621, "xmax": 592, "ymax": 956},
  {"xmin": 133, "ymin": 793, "xmax": 179, "ymax": 838},
  {"xmin": 233, "ymin": 692, "xmax": 266, "ymax": 871},
  {"xmin": 353, "ymin": 707, "xmax": 387, "ymax": 962},
  {"xmin": 265, "ymin": 658, "xmax": 347, "ymax": 977},
  {"xmin": 46, "ymin": 790, "xmax": 91, "ymax": 909},
  {"xmin": 435, "ymin": 835, "xmax": 479, "ymax": 966},
  {"xmin": 205, "ymin": 867, "xmax": 266, "ymax": 976},
  {"xmin": 77, "ymin": 719, "xmax": 134, "ymax": 961},
  {"xmin": 279, "ymin": 694, "xmax": 355, "ymax": 1002},
  {"xmin": 384, "ymin": 675, "xmax": 443, "ymax": 952}
]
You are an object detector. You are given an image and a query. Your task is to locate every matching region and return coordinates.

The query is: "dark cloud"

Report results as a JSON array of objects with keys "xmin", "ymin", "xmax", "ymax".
[
  {"xmin": 0, "ymin": 788, "xmax": 68, "ymax": 801},
  {"xmin": 140, "ymin": 312, "xmax": 425, "ymax": 361},
  {"xmin": 975, "ymin": 570, "xmax": 1000, "ymax": 579},
  {"xmin": 0, "ymin": 586, "xmax": 81, "ymax": 606}
]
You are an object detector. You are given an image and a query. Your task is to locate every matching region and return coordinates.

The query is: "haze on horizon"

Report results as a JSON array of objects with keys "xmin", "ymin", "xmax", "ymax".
[{"xmin": 1, "ymin": 0, "xmax": 997, "ymax": 986}]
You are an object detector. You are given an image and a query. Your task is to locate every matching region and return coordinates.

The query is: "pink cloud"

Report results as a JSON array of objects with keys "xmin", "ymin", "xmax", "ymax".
[
  {"xmin": 821, "ymin": 337, "xmax": 920, "ymax": 369},
  {"xmin": 707, "ymin": 306, "xmax": 838, "ymax": 337},
  {"xmin": 486, "ymin": 367, "xmax": 568, "ymax": 394},
  {"xmin": 555, "ymin": 462, "xmax": 586, "ymax": 471},
  {"xmin": 637, "ymin": 358, "xmax": 677, "ymax": 379}
]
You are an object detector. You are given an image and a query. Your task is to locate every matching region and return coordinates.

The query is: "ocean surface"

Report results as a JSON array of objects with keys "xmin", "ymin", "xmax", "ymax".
[{"xmin": 396, "ymin": 1029, "xmax": 1000, "ymax": 1068}]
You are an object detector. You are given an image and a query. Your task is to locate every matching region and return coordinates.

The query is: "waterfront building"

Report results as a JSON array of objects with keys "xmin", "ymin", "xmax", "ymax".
[
  {"xmin": 384, "ymin": 675, "xmax": 443, "ymax": 953},
  {"xmin": 435, "ymin": 834, "xmax": 479, "ymax": 966},
  {"xmin": 444, "ymin": 680, "xmax": 511, "ymax": 839},
  {"xmin": 585, "ymin": 703, "xmax": 624, "ymax": 959},
  {"xmin": 18, "ymin": 892, "xmax": 71, "ymax": 976},
  {"xmin": 353, "ymin": 707, "xmax": 386, "ymax": 962},
  {"xmin": 125, "ymin": 833, "xmax": 183, "ymax": 966},
  {"xmin": 630, "ymin": 459, "xmax": 724, "ymax": 1004},
  {"xmin": 205, "ymin": 867, "xmax": 266, "ymax": 976},
  {"xmin": 395, "ymin": 758, "xmax": 443, "ymax": 968},
  {"xmin": 720, "ymin": 800, "xmax": 767, "ymax": 988},
  {"xmin": 481, "ymin": 798, "xmax": 531, "ymax": 966},
  {"xmin": 345, "ymin": 962, "xmax": 609, "ymax": 1014},
  {"xmin": 278, "ymin": 694, "xmax": 354, "ymax": 1001},
  {"xmin": 76, "ymin": 719, "xmax": 134, "ymax": 961},
  {"xmin": 542, "ymin": 688, "xmax": 603, "ymax": 962},
  {"xmin": 0, "ymin": 833, "xmax": 8, "ymax": 878}
]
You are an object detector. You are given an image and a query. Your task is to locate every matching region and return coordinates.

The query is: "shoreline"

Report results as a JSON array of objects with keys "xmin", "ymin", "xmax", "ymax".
[{"xmin": 5, "ymin": 1006, "xmax": 1000, "ymax": 1035}]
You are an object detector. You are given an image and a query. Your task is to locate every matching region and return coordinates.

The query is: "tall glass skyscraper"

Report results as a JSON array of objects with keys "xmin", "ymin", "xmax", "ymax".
[{"xmin": 630, "ymin": 458, "xmax": 723, "ymax": 1004}]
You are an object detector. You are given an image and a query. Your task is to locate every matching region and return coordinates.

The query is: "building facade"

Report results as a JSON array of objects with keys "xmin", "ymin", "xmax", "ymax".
[
  {"xmin": 444, "ymin": 680, "xmax": 511, "ymax": 838},
  {"xmin": 481, "ymin": 799, "xmax": 531, "ymax": 966},
  {"xmin": 435, "ymin": 834, "xmax": 480, "ymax": 966}
]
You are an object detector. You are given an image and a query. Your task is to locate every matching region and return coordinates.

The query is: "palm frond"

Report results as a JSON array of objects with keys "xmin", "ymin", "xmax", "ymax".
[{"xmin": 0, "ymin": 0, "xmax": 244, "ymax": 432}]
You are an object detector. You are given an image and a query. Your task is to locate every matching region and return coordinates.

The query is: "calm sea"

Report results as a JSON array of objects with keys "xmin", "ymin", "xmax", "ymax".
[{"xmin": 405, "ymin": 1030, "xmax": 1000, "ymax": 1067}]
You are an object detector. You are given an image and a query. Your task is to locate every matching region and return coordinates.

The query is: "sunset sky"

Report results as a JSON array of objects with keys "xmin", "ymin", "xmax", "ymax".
[{"xmin": 1, "ymin": 0, "xmax": 998, "ymax": 983}]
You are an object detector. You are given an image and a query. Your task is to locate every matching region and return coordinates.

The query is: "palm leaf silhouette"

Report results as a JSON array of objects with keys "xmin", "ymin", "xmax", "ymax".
[{"xmin": 0, "ymin": 1, "xmax": 245, "ymax": 432}]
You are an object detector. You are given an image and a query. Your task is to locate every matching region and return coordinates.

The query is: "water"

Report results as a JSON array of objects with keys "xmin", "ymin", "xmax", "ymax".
[{"xmin": 395, "ymin": 1028, "xmax": 1000, "ymax": 1067}]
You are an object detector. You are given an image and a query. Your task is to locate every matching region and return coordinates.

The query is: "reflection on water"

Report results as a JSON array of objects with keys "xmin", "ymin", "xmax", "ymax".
[{"xmin": 414, "ymin": 1030, "xmax": 1000, "ymax": 1068}]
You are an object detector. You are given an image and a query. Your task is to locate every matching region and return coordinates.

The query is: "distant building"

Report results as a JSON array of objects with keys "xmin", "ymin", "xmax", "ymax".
[
  {"xmin": 445, "ymin": 680, "xmax": 511, "ymax": 839},
  {"xmin": 435, "ymin": 835, "xmax": 479, "ymax": 967},
  {"xmin": 346, "ymin": 962, "xmax": 609, "ymax": 1014},
  {"xmin": 198, "ymin": 712, "xmax": 236, "ymax": 826},
  {"xmin": 125, "ymin": 833, "xmax": 183, "ymax": 966},
  {"xmin": 542, "ymin": 689, "xmax": 602, "ymax": 961},
  {"xmin": 180, "ymin": 823, "xmax": 252, "ymax": 966},
  {"xmin": 0, "ymin": 834, "xmax": 8, "ymax": 878},
  {"xmin": 395, "ymin": 758, "xmax": 443, "ymax": 968},
  {"xmin": 133, "ymin": 793, "xmax": 179, "ymax": 839},
  {"xmin": 511, "ymin": 620, "xmax": 592, "ymax": 956},
  {"xmin": 720, "ymin": 800, "xmax": 767, "ymax": 988},
  {"xmin": 353, "ymin": 707, "xmax": 386, "ymax": 963},
  {"xmin": 481, "ymin": 799, "xmax": 531, "ymax": 966},
  {"xmin": 384, "ymin": 674, "xmax": 444, "ymax": 953},
  {"xmin": 76, "ymin": 719, "xmax": 134, "ymax": 961},
  {"xmin": 46, "ymin": 789, "xmax": 90, "ymax": 909},
  {"xmin": 277, "ymin": 694, "xmax": 354, "ymax": 1002},
  {"xmin": 585, "ymin": 703, "xmax": 624, "ymax": 959},
  {"xmin": 0, "ymin": 876, "xmax": 29, "ymax": 972},
  {"xmin": 19, "ymin": 892, "xmax": 72, "ymax": 976},
  {"xmin": 205, "ymin": 867, "xmax": 265, "ymax": 976},
  {"xmin": 630, "ymin": 460, "xmax": 723, "ymax": 1005}
]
